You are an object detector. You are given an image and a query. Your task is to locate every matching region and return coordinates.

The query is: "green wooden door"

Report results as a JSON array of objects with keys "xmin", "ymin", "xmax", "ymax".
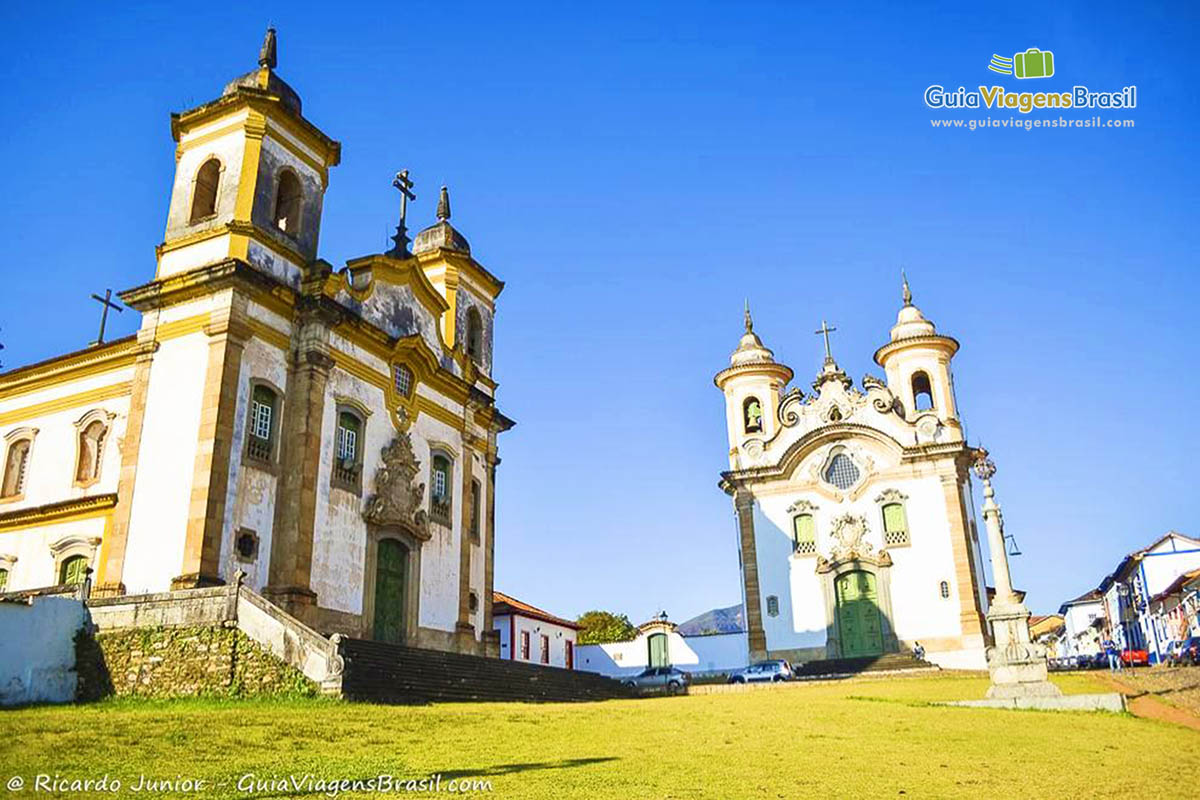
[
  {"xmin": 648, "ymin": 632, "xmax": 669, "ymax": 668},
  {"xmin": 373, "ymin": 539, "xmax": 408, "ymax": 643},
  {"xmin": 836, "ymin": 571, "xmax": 883, "ymax": 657}
]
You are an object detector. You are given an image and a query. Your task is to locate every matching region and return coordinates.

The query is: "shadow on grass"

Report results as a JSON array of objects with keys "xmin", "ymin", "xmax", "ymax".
[
  {"xmin": 438, "ymin": 757, "xmax": 619, "ymax": 778},
  {"xmin": 248, "ymin": 759, "xmax": 619, "ymax": 798}
]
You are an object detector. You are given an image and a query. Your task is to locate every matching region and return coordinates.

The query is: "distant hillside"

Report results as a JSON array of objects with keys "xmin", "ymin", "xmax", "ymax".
[{"xmin": 677, "ymin": 604, "xmax": 744, "ymax": 636}]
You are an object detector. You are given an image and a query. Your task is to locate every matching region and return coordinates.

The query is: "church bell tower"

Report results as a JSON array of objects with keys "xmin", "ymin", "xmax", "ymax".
[
  {"xmin": 714, "ymin": 305, "xmax": 794, "ymax": 464},
  {"xmin": 873, "ymin": 275, "xmax": 963, "ymax": 433},
  {"xmin": 156, "ymin": 28, "xmax": 341, "ymax": 288}
]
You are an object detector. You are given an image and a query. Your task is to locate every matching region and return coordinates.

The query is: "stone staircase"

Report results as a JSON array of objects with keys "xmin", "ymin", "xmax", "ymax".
[
  {"xmin": 793, "ymin": 652, "xmax": 937, "ymax": 679},
  {"xmin": 340, "ymin": 638, "xmax": 637, "ymax": 704}
]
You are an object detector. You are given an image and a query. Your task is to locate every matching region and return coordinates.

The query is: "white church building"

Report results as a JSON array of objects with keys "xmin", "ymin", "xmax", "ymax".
[{"xmin": 715, "ymin": 281, "xmax": 995, "ymax": 670}]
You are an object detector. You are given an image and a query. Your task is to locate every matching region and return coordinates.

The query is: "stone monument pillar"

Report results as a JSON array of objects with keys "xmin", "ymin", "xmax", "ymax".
[{"xmin": 972, "ymin": 449, "xmax": 1061, "ymax": 699}]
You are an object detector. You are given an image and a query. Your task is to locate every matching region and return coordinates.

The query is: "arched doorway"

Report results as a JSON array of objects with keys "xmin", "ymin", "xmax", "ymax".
[
  {"xmin": 373, "ymin": 538, "xmax": 409, "ymax": 643},
  {"xmin": 835, "ymin": 570, "xmax": 884, "ymax": 657},
  {"xmin": 647, "ymin": 632, "xmax": 669, "ymax": 668}
]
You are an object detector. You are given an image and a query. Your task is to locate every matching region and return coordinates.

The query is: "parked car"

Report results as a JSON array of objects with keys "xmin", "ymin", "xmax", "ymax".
[
  {"xmin": 622, "ymin": 666, "xmax": 690, "ymax": 694},
  {"xmin": 728, "ymin": 660, "xmax": 793, "ymax": 683},
  {"xmin": 1167, "ymin": 636, "xmax": 1200, "ymax": 667},
  {"xmin": 1120, "ymin": 649, "xmax": 1150, "ymax": 667}
]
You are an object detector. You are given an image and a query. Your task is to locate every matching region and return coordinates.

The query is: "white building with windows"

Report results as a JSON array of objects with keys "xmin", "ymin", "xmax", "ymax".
[
  {"xmin": 492, "ymin": 592, "xmax": 579, "ymax": 669},
  {"xmin": 715, "ymin": 282, "xmax": 996, "ymax": 670},
  {"xmin": 0, "ymin": 30, "xmax": 512, "ymax": 657},
  {"xmin": 1057, "ymin": 590, "xmax": 1104, "ymax": 659}
]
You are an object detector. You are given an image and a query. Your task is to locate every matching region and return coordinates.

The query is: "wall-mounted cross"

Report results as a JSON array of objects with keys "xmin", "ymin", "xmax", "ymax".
[
  {"xmin": 90, "ymin": 289, "xmax": 123, "ymax": 347},
  {"xmin": 814, "ymin": 319, "xmax": 837, "ymax": 362},
  {"xmin": 389, "ymin": 169, "xmax": 417, "ymax": 256}
]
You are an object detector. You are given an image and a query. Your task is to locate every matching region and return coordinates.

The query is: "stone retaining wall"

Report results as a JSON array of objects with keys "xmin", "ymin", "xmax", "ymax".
[{"xmin": 77, "ymin": 624, "xmax": 316, "ymax": 699}]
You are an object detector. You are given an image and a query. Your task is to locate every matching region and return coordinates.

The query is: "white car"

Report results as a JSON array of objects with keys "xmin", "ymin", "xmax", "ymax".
[{"xmin": 728, "ymin": 660, "xmax": 793, "ymax": 683}]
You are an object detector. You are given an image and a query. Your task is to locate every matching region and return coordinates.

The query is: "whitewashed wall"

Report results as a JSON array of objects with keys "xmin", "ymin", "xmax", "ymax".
[
  {"xmin": 123, "ymin": 319, "xmax": 212, "ymax": 594},
  {"xmin": 577, "ymin": 630, "xmax": 749, "ymax": 677},
  {"xmin": 753, "ymin": 468, "xmax": 969, "ymax": 654},
  {"xmin": 0, "ymin": 595, "xmax": 86, "ymax": 705},
  {"xmin": 219, "ymin": 322, "xmax": 291, "ymax": 591}
]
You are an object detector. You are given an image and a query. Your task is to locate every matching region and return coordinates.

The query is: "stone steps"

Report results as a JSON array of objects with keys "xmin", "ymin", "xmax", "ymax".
[
  {"xmin": 794, "ymin": 652, "xmax": 935, "ymax": 678},
  {"xmin": 340, "ymin": 638, "xmax": 637, "ymax": 704}
]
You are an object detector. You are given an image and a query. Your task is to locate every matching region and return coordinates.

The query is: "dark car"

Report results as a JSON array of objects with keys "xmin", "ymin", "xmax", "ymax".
[
  {"xmin": 1168, "ymin": 636, "xmax": 1200, "ymax": 667},
  {"xmin": 622, "ymin": 666, "xmax": 691, "ymax": 694}
]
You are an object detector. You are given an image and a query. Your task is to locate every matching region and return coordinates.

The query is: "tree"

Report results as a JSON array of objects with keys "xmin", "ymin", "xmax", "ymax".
[{"xmin": 576, "ymin": 610, "xmax": 638, "ymax": 645}]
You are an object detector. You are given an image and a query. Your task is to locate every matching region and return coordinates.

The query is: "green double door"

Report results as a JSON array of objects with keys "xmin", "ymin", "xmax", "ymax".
[
  {"xmin": 648, "ymin": 633, "xmax": 669, "ymax": 668},
  {"xmin": 373, "ymin": 539, "xmax": 408, "ymax": 643},
  {"xmin": 836, "ymin": 571, "xmax": 884, "ymax": 657}
]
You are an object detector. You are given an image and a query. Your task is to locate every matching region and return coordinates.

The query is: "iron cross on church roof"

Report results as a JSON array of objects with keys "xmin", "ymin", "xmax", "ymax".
[
  {"xmin": 814, "ymin": 319, "xmax": 837, "ymax": 363},
  {"xmin": 388, "ymin": 169, "xmax": 417, "ymax": 257},
  {"xmin": 90, "ymin": 289, "xmax": 123, "ymax": 347}
]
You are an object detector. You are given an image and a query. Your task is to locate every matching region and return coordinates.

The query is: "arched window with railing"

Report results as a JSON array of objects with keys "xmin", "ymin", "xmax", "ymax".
[
  {"xmin": 332, "ymin": 407, "xmax": 364, "ymax": 494},
  {"xmin": 430, "ymin": 452, "xmax": 453, "ymax": 525}
]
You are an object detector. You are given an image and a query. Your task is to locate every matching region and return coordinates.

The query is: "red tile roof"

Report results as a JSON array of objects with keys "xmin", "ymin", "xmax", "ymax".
[{"xmin": 492, "ymin": 591, "xmax": 580, "ymax": 630}]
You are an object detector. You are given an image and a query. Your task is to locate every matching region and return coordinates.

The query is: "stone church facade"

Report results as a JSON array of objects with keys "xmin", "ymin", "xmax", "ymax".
[
  {"xmin": 0, "ymin": 30, "xmax": 511, "ymax": 655},
  {"xmin": 716, "ymin": 282, "xmax": 991, "ymax": 669}
]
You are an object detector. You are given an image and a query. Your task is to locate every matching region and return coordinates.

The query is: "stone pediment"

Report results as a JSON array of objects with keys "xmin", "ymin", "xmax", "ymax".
[{"xmin": 363, "ymin": 432, "xmax": 430, "ymax": 540}]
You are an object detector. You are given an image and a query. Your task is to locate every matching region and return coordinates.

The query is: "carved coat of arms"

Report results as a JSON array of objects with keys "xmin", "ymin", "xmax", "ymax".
[
  {"xmin": 362, "ymin": 432, "xmax": 430, "ymax": 540},
  {"xmin": 829, "ymin": 513, "xmax": 873, "ymax": 561}
]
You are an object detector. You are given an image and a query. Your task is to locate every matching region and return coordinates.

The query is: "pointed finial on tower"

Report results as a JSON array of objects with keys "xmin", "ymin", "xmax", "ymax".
[
  {"xmin": 259, "ymin": 27, "xmax": 277, "ymax": 69},
  {"xmin": 901, "ymin": 269, "xmax": 912, "ymax": 307},
  {"xmin": 744, "ymin": 299, "xmax": 754, "ymax": 333},
  {"xmin": 437, "ymin": 185, "xmax": 451, "ymax": 222}
]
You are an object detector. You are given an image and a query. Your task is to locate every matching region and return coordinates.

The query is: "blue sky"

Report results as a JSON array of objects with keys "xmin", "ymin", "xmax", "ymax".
[{"xmin": 1, "ymin": 2, "xmax": 1197, "ymax": 620}]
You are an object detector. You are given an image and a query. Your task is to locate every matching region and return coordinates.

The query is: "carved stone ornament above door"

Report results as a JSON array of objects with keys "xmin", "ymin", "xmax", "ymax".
[{"xmin": 363, "ymin": 432, "xmax": 431, "ymax": 541}]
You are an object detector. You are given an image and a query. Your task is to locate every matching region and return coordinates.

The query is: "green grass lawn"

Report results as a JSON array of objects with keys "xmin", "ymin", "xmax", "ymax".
[{"xmin": 3, "ymin": 672, "xmax": 1197, "ymax": 799}]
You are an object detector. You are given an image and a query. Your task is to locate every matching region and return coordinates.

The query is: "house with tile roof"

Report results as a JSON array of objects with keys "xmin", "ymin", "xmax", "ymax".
[
  {"xmin": 1145, "ymin": 567, "xmax": 1200, "ymax": 655},
  {"xmin": 1097, "ymin": 532, "xmax": 1200, "ymax": 663},
  {"xmin": 492, "ymin": 591, "xmax": 579, "ymax": 669}
]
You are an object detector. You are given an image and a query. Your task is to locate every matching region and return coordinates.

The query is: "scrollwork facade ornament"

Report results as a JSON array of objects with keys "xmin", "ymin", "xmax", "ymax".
[
  {"xmin": 828, "ymin": 513, "xmax": 874, "ymax": 562},
  {"xmin": 787, "ymin": 498, "xmax": 820, "ymax": 514},
  {"xmin": 862, "ymin": 373, "xmax": 899, "ymax": 414},
  {"xmin": 778, "ymin": 388, "xmax": 807, "ymax": 428},
  {"xmin": 362, "ymin": 432, "xmax": 431, "ymax": 540},
  {"xmin": 873, "ymin": 488, "xmax": 909, "ymax": 504}
]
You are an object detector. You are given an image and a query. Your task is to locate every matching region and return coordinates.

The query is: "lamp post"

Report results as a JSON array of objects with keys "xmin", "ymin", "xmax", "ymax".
[{"xmin": 971, "ymin": 447, "xmax": 1061, "ymax": 699}]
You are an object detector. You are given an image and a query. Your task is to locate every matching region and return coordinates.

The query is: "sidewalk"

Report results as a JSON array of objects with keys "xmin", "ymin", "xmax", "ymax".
[{"xmin": 1094, "ymin": 667, "xmax": 1200, "ymax": 732}]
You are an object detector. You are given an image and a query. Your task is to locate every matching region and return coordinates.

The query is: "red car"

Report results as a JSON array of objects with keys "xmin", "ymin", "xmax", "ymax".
[{"xmin": 1120, "ymin": 649, "xmax": 1149, "ymax": 666}]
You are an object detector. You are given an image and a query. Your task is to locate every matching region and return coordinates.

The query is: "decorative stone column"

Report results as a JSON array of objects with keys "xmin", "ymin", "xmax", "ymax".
[
  {"xmin": 265, "ymin": 332, "xmax": 335, "ymax": 616},
  {"xmin": 733, "ymin": 490, "xmax": 768, "ymax": 660},
  {"xmin": 972, "ymin": 449, "xmax": 1061, "ymax": 699}
]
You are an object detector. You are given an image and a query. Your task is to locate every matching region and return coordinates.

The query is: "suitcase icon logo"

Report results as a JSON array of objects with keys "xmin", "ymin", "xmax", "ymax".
[{"xmin": 988, "ymin": 48, "xmax": 1055, "ymax": 79}]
